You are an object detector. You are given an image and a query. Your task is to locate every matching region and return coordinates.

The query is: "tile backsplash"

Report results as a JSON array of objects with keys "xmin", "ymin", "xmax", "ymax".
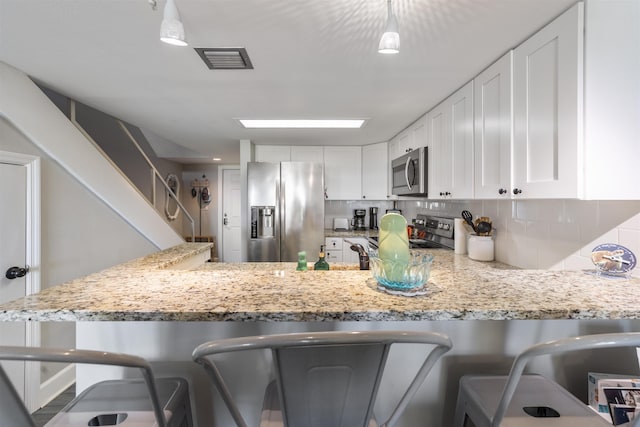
[{"xmin": 327, "ymin": 199, "xmax": 640, "ymax": 277}]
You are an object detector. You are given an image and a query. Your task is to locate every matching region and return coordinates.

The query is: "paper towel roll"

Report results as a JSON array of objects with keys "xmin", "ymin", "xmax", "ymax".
[{"xmin": 454, "ymin": 218, "xmax": 467, "ymax": 254}]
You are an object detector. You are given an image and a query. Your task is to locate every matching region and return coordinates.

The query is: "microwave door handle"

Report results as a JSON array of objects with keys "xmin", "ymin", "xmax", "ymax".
[{"xmin": 404, "ymin": 157, "xmax": 413, "ymax": 190}]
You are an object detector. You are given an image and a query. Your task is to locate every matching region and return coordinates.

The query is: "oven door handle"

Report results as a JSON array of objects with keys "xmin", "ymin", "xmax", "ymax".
[{"xmin": 404, "ymin": 157, "xmax": 413, "ymax": 190}]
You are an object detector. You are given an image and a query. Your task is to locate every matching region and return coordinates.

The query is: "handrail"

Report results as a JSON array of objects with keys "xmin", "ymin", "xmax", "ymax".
[
  {"xmin": 69, "ymin": 100, "xmax": 195, "ymax": 241},
  {"xmin": 116, "ymin": 120, "xmax": 195, "ymax": 241}
]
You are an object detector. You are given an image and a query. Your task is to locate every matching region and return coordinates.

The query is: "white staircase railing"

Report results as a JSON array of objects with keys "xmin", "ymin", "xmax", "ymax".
[{"xmin": 68, "ymin": 100, "xmax": 195, "ymax": 241}]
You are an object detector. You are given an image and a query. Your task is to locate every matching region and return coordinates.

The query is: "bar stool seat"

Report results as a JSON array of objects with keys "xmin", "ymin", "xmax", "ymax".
[
  {"xmin": 0, "ymin": 346, "xmax": 193, "ymax": 427},
  {"xmin": 193, "ymin": 330, "xmax": 453, "ymax": 427},
  {"xmin": 453, "ymin": 332, "xmax": 640, "ymax": 427}
]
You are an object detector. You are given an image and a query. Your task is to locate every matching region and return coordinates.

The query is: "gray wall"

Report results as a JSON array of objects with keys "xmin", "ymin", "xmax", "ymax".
[
  {"xmin": 0, "ymin": 117, "xmax": 157, "ymax": 381},
  {"xmin": 39, "ymin": 86, "xmax": 186, "ymax": 237}
]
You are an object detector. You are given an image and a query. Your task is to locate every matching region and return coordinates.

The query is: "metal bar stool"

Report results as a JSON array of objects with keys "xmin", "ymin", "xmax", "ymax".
[
  {"xmin": 453, "ymin": 332, "xmax": 640, "ymax": 427},
  {"xmin": 193, "ymin": 330, "xmax": 453, "ymax": 427},
  {"xmin": 0, "ymin": 346, "xmax": 193, "ymax": 427}
]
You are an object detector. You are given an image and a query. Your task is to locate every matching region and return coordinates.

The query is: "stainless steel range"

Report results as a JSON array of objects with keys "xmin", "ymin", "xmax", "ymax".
[
  {"xmin": 367, "ymin": 214, "xmax": 455, "ymax": 250},
  {"xmin": 410, "ymin": 214, "xmax": 455, "ymax": 250}
]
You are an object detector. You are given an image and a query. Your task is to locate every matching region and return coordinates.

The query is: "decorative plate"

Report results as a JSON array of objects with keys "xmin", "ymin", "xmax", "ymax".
[{"xmin": 591, "ymin": 243, "xmax": 636, "ymax": 275}]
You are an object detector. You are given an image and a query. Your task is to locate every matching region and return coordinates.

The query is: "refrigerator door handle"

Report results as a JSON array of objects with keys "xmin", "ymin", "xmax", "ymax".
[{"xmin": 279, "ymin": 181, "xmax": 285, "ymax": 246}]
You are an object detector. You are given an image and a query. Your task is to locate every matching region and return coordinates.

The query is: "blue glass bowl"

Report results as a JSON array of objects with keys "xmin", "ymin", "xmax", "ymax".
[{"xmin": 368, "ymin": 249, "xmax": 434, "ymax": 291}]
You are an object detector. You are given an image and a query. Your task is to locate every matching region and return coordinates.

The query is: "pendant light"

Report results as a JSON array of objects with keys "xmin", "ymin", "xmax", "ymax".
[
  {"xmin": 160, "ymin": 0, "xmax": 188, "ymax": 46},
  {"xmin": 378, "ymin": 0, "xmax": 399, "ymax": 54}
]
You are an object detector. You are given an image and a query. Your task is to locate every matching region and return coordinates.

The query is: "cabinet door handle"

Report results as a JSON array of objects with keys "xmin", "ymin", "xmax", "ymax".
[
  {"xmin": 498, "ymin": 188, "xmax": 507, "ymax": 195},
  {"xmin": 513, "ymin": 188, "xmax": 522, "ymax": 195}
]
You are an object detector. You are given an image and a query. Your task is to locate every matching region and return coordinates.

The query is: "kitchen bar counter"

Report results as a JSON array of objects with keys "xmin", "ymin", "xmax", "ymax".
[
  {"xmin": 324, "ymin": 228, "xmax": 378, "ymax": 238},
  {"xmin": 2, "ymin": 242, "xmax": 640, "ymax": 322}
]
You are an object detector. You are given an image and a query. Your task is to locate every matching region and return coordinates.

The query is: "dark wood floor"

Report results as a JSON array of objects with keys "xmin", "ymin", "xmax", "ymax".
[{"xmin": 32, "ymin": 384, "xmax": 75, "ymax": 427}]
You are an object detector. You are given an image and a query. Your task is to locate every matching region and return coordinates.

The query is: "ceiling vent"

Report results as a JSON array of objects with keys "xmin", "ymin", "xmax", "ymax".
[{"xmin": 194, "ymin": 48, "xmax": 254, "ymax": 70}]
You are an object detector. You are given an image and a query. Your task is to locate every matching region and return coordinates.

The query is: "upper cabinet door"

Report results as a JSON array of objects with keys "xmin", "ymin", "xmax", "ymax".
[
  {"xmin": 427, "ymin": 100, "xmax": 448, "ymax": 199},
  {"xmin": 254, "ymin": 145, "xmax": 291, "ymax": 162},
  {"xmin": 362, "ymin": 142, "xmax": 388, "ymax": 200},
  {"xmin": 291, "ymin": 146, "xmax": 324, "ymax": 163},
  {"xmin": 512, "ymin": 2, "xmax": 583, "ymax": 198},
  {"xmin": 429, "ymin": 81, "xmax": 474, "ymax": 199},
  {"xmin": 323, "ymin": 146, "xmax": 362, "ymax": 200},
  {"xmin": 409, "ymin": 115, "xmax": 427, "ymax": 151},
  {"xmin": 449, "ymin": 81, "xmax": 474, "ymax": 199},
  {"xmin": 474, "ymin": 52, "xmax": 513, "ymax": 199}
]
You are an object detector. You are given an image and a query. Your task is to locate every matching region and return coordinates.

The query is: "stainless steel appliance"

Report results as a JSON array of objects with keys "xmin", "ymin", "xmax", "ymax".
[
  {"xmin": 333, "ymin": 218, "xmax": 350, "ymax": 231},
  {"xmin": 353, "ymin": 209, "xmax": 367, "ymax": 230},
  {"xmin": 368, "ymin": 214, "xmax": 454, "ymax": 250},
  {"xmin": 391, "ymin": 147, "xmax": 428, "ymax": 196},
  {"xmin": 248, "ymin": 162, "xmax": 325, "ymax": 262},
  {"xmin": 369, "ymin": 207, "xmax": 378, "ymax": 230}
]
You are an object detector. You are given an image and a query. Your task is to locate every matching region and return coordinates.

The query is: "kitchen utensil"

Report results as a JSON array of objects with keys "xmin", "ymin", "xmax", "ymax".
[
  {"xmin": 476, "ymin": 221, "xmax": 492, "ymax": 236},
  {"xmin": 461, "ymin": 210, "xmax": 476, "ymax": 232}
]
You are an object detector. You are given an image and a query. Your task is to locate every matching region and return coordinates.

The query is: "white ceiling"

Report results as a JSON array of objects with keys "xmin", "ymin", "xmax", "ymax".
[{"xmin": 0, "ymin": 0, "xmax": 576, "ymax": 164}]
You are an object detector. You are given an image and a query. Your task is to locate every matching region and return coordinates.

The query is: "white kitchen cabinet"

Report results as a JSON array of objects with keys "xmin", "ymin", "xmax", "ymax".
[
  {"xmin": 474, "ymin": 52, "xmax": 513, "ymax": 199},
  {"xmin": 512, "ymin": 2, "xmax": 582, "ymax": 198},
  {"xmin": 389, "ymin": 115, "xmax": 427, "ymax": 161},
  {"xmin": 581, "ymin": 0, "xmax": 640, "ymax": 199},
  {"xmin": 254, "ymin": 145, "xmax": 291, "ymax": 162},
  {"xmin": 410, "ymin": 115, "xmax": 428, "ymax": 152},
  {"xmin": 291, "ymin": 146, "xmax": 324, "ymax": 163},
  {"xmin": 388, "ymin": 115, "xmax": 427, "ymax": 198},
  {"xmin": 362, "ymin": 142, "xmax": 388, "ymax": 200},
  {"xmin": 323, "ymin": 146, "xmax": 362, "ymax": 200},
  {"xmin": 325, "ymin": 237, "xmax": 343, "ymax": 263},
  {"xmin": 428, "ymin": 81, "xmax": 474, "ymax": 199}
]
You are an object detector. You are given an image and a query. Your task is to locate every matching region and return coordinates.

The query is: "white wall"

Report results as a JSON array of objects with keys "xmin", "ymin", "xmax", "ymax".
[
  {"xmin": 0, "ymin": 117, "xmax": 158, "ymax": 381},
  {"xmin": 0, "ymin": 62, "xmax": 170, "ymax": 388}
]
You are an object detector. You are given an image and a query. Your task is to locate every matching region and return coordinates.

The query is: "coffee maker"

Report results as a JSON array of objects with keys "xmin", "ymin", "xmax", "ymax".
[
  {"xmin": 369, "ymin": 207, "xmax": 378, "ymax": 230},
  {"xmin": 353, "ymin": 209, "xmax": 367, "ymax": 230}
]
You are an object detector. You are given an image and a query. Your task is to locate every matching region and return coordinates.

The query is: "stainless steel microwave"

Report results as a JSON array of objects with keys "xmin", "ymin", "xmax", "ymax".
[{"xmin": 391, "ymin": 147, "xmax": 428, "ymax": 196}]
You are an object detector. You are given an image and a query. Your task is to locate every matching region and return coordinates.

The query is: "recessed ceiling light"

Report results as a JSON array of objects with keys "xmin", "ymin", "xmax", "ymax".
[{"xmin": 238, "ymin": 119, "xmax": 365, "ymax": 129}]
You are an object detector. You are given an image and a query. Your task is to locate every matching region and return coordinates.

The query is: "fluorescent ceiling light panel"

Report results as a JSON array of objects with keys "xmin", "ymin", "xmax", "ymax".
[{"xmin": 239, "ymin": 119, "xmax": 365, "ymax": 129}]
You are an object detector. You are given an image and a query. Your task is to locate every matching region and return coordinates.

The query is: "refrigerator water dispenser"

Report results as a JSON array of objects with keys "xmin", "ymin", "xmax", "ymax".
[{"xmin": 251, "ymin": 206, "xmax": 275, "ymax": 239}]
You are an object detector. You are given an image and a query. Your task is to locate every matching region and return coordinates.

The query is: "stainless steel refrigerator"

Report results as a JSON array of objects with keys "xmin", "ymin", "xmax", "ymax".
[{"xmin": 248, "ymin": 162, "xmax": 325, "ymax": 262}]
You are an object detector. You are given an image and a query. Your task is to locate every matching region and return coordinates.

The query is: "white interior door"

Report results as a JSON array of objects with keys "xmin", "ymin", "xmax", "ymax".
[
  {"xmin": 0, "ymin": 152, "xmax": 40, "ymax": 411},
  {"xmin": 222, "ymin": 168, "xmax": 241, "ymax": 262}
]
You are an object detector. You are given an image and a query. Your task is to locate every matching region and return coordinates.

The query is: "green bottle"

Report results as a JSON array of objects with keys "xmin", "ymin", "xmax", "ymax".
[
  {"xmin": 314, "ymin": 245, "xmax": 330, "ymax": 270},
  {"xmin": 296, "ymin": 251, "xmax": 308, "ymax": 271},
  {"xmin": 378, "ymin": 213, "xmax": 410, "ymax": 282}
]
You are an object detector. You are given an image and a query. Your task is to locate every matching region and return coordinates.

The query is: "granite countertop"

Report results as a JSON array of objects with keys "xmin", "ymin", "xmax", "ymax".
[
  {"xmin": 1, "ymin": 242, "xmax": 640, "ymax": 322},
  {"xmin": 324, "ymin": 229, "xmax": 377, "ymax": 238}
]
